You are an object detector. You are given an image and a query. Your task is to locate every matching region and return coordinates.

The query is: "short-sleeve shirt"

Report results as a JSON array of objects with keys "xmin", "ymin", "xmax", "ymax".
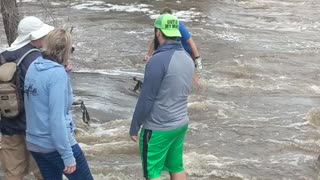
[{"xmin": 177, "ymin": 22, "xmax": 191, "ymax": 55}]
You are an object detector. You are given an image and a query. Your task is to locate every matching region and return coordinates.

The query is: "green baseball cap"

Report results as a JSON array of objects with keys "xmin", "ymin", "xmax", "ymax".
[{"xmin": 154, "ymin": 14, "xmax": 181, "ymax": 38}]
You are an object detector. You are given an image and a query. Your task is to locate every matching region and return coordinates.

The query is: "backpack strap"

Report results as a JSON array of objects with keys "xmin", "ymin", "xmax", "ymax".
[{"xmin": 16, "ymin": 49, "xmax": 41, "ymax": 66}]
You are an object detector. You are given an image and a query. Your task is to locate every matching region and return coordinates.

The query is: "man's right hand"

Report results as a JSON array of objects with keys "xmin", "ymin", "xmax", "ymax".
[{"xmin": 131, "ymin": 136, "xmax": 138, "ymax": 143}]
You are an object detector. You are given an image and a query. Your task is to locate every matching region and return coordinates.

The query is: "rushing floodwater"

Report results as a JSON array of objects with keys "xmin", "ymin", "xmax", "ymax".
[{"xmin": 1, "ymin": 0, "xmax": 320, "ymax": 179}]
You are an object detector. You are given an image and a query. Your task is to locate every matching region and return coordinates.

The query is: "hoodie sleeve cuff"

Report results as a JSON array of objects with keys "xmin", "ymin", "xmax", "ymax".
[
  {"xmin": 129, "ymin": 125, "xmax": 140, "ymax": 136},
  {"xmin": 63, "ymin": 156, "xmax": 76, "ymax": 167}
]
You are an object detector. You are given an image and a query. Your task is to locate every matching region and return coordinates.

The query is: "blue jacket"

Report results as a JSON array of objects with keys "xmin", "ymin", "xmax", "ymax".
[
  {"xmin": 24, "ymin": 57, "xmax": 76, "ymax": 166},
  {"xmin": 0, "ymin": 43, "xmax": 42, "ymax": 135},
  {"xmin": 129, "ymin": 41, "xmax": 194, "ymax": 136}
]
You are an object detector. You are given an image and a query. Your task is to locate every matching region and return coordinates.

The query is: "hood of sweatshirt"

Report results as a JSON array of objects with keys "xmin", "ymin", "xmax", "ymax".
[{"xmin": 33, "ymin": 57, "xmax": 62, "ymax": 71}]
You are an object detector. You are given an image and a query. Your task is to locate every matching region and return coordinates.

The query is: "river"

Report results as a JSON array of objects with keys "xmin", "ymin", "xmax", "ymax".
[{"xmin": 1, "ymin": 0, "xmax": 320, "ymax": 179}]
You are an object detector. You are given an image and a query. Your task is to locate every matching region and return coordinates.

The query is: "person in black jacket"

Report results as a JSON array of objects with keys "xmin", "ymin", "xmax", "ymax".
[{"xmin": 0, "ymin": 16, "xmax": 53, "ymax": 180}]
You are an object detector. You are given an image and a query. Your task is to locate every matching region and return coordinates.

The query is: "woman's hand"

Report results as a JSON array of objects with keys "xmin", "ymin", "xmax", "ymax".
[
  {"xmin": 65, "ymin": 64, "xmax": 72, "ymax": 72},
  {"xmin": 64, "ymin": 163, "xmax": 76, "ymax": 174}
]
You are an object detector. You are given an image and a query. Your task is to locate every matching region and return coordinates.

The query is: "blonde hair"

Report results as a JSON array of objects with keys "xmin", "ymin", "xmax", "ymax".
[{"xmin": 42, "ymin": 29, "xmax": 72, "ymax": 65}]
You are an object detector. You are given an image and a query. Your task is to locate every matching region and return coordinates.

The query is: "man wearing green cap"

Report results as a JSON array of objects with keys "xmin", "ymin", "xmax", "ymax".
[
  {"xmin": 130, "ymin": 14, "xmax": 194, "ymax": 180},
  {"xmin": 143, "ymin": 8, "xmax": 202, "ymax": 87}
]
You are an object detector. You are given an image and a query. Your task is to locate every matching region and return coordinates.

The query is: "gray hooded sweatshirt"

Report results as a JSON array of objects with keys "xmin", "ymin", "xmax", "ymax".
[{"xmin": 129, "ymin": 41, "xmax": 194, "ymax": 136}]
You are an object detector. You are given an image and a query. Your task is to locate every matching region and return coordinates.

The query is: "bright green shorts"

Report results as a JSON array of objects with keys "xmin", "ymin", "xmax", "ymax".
[{"xmin": 139, "ymin": 124, "xmax": 188, "ymax": 179}]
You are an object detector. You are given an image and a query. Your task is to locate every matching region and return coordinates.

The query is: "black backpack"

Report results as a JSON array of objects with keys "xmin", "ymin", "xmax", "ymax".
[{"xmin": 0, "ymin": 49, "xmax": 40, "ymax": 119}]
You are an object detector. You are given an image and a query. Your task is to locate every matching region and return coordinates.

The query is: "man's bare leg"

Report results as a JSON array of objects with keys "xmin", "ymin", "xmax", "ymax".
[{"xmin": 170, "ymin": 171, "xmax": 186, "ymax": 180}]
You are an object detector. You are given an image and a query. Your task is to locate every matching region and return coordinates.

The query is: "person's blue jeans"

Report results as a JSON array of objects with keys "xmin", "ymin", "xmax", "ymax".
[{"xmin": 30, "ymin": 144, "xmax": 93, "ymax": 180}]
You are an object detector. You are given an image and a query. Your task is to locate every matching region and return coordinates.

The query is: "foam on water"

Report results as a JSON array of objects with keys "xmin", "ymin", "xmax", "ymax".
[
  {"xmin": 240, "ymin": 0, "xmax": 309, "ymax": 8},
  {"xmin": 174, "ymin": 8, "xmax": 204, "ymax": 22},
  {"xmin": 187, "ymin": 101, "xmax": 210, "ymax": 111},
  {"xmin": 71, "ymin": 1, "xmax": 204, "ymax": 23},
  {"xmin": 188, "ymin": 122, "xmax": 209, "ymax": 132},
  {"xmin": 209, "ymin": 78, "xmax": 276, "ymax": 91},
  {"xmin": 184, "ymin": 152, "xmax": 250, "ymax": 179},
  {"xmin": 284, "ymin": 121, "xmax": 309, "ymax": 128},
  {"xmin": 216, "ymin": 31, "xmax": 243, "ymax": 42},
  {"xmin": 250, "ymin": 117, "xmax": 282, "ymax": 122},
  {"xmin": 124, "ymin": 30, "xmax": 145, "ymax": 35},
  {"xmin": 149, "ymin": 9, "xmax": 205, "ymax": 22},
  {"xmin": 188, "ymin": 98, "xmax": 240, "ymax": 109},
  {"xmin": 235, "ymin": 138, "xmax": 256, "ymax": 143},
  {"xmin": 206, "ymin": 74, "xmax": 314, "ymax": 94},
  {"xmin": 269, "ymin": 153, "xmax": 315, "ymax": 166},
  {"xmin": 75, "ymin": 68, "xmax": 143, "ymax": 77},
  {"xmin": 72, "ymin": 1, "xmax": 153, "ymax": 14},
  {"xmin": 305, "ymin": 107, "xmax": 320, "ymax": 127},
  {"xmin": 76, "ymin": 119, "xmax": 130, "ymax": 140},
  {"xmin": 309, "ymin": 85, "xmax": 320, "ymax": 94},
  {"xmin": 90, "ymin": 122, "xmax": 128, "ymax": 136},
  {"xmin": 75, "ymin": 119, "xmax": 138, "ymax": 156},
  {"xmin": 265, "ymin": 138, "xmax": 320, "ymax": 153},
  {"xmin": 21, "ymin": 0, "xmax": 37, "ymax": 2},
  {"xmin": 187, "ymin": 99, "xmax": 236, "ymax": 120},
  {"xmin": 50, "ymin": 2, "xmax": 62, "ymax": 6}
]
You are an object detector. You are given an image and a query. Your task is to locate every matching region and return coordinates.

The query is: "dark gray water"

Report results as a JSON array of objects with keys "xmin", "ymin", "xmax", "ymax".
[{"xmin": 1, "ymin": 0, "xmax": 320, "ymax": 179}]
